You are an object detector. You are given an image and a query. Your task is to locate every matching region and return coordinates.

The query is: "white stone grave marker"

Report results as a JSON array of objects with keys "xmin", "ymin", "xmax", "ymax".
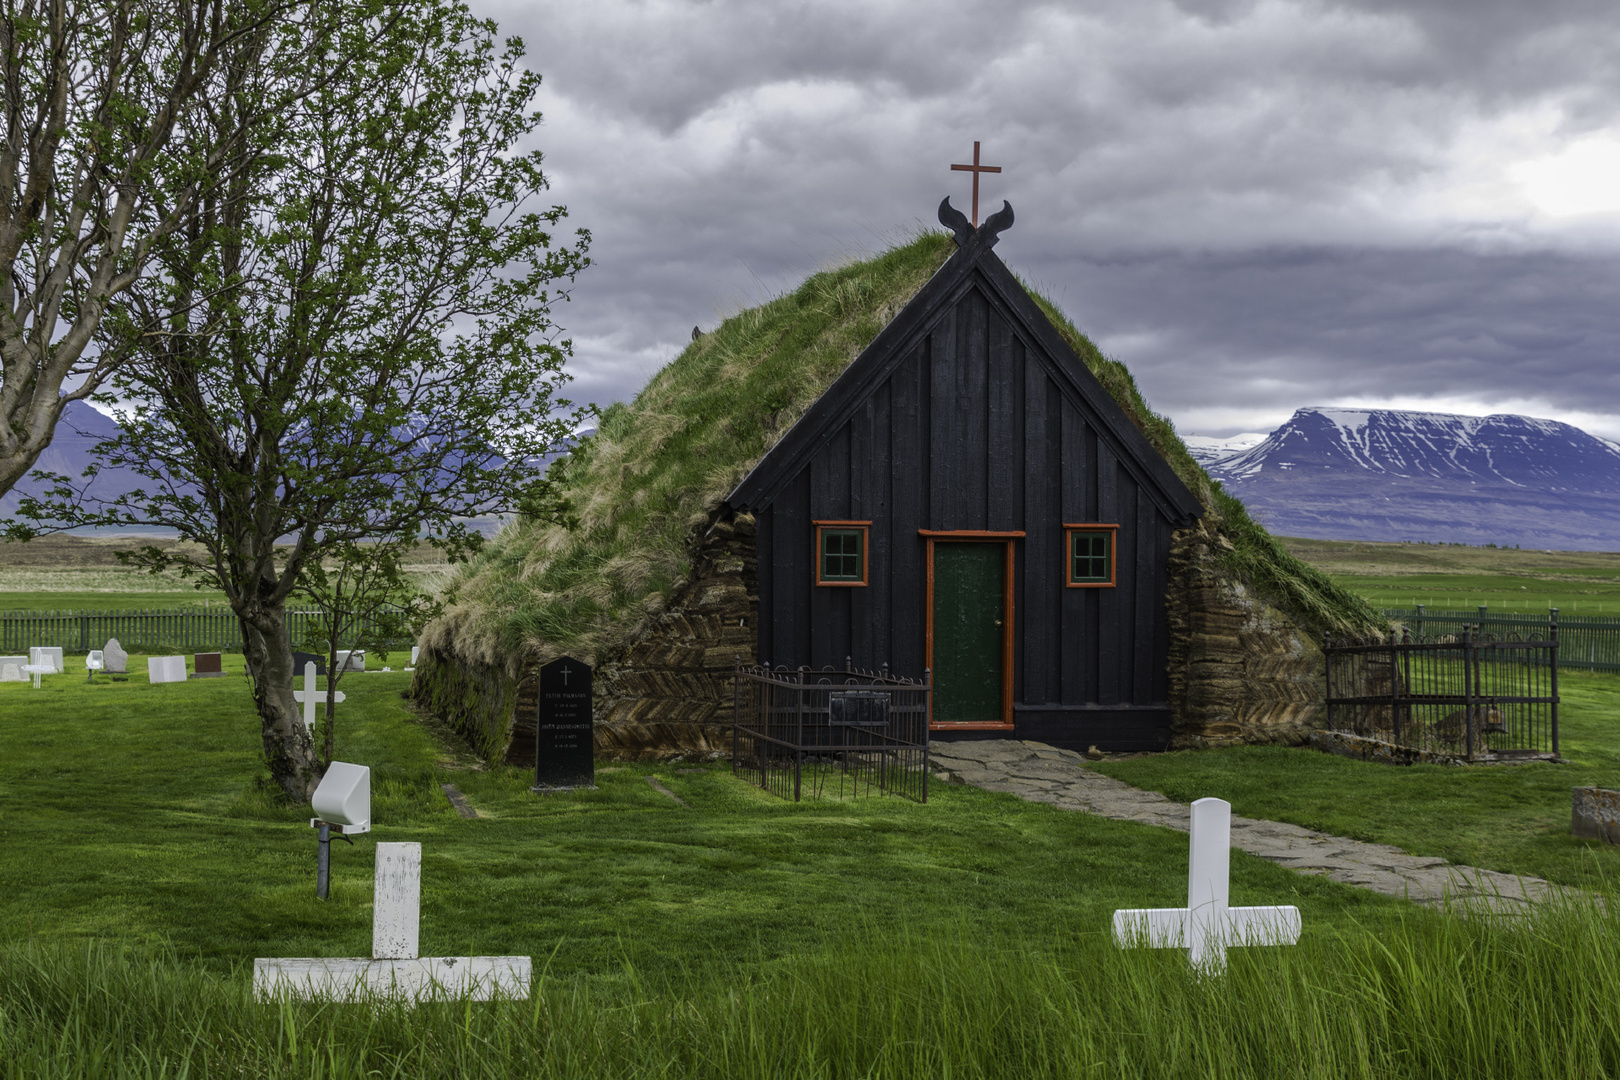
[
  {"xmin": 22, "ymin": 662, "xmax": 53, "ymax": 688},
  {"xmin": 292, "ymin": 661, "xmax": 345, "ymax": 733},
  {"xmin": 31, "ymin": 646, "xmax": 64, "ymax": 674},
  {"xmin": 0, "ymin": 656, "xmax": 26, "ymax": 682},
  {"xmin": 1112, "ymin": 797, "xmax": 1301, "ymax": 976},
  {"xmin": 336, "ymin": 649, "xmax": 365, "ymax": 673},
  {"xmin": 103, "ymin": 639, "xmax": 128, "ymax": 675},
  {"xmin": 254, "ymin": 841, "xmax": 531, "ymax": 1002},
  {"xmin": 147, "ymin": 656, "xmax": 187, "ymax": 684}
]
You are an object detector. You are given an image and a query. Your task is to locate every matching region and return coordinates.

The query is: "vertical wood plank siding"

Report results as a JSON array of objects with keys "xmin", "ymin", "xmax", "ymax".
[
  {"xmin": 749, "ymin": 279, "xmax": 1186, "ymax": 750},
  {"xmin": 0, "ymin": 608, "xmax": 413, "ymax": 654}
]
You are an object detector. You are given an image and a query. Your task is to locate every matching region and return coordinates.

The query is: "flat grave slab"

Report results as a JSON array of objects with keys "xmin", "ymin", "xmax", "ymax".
[{"xmin": 0, "ymin": 656, "xmax": 25, "ymax": 682}]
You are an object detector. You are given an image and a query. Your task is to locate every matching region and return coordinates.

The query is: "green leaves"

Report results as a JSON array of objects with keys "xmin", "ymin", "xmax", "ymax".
[{"xmin": 8, "ymin": 0, "xmax": 590, "ymax": 797}]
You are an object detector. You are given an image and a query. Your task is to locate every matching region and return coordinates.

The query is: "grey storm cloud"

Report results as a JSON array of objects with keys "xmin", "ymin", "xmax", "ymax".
[{"xmin": 468, "ymin": 0, "xmax": 1620, "ymax": 438}]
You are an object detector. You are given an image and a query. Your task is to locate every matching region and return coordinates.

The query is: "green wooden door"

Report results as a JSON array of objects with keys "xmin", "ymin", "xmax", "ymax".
[{"xmin": 933, "ymin": 543, "xmax": 1006, "ymax": 723}]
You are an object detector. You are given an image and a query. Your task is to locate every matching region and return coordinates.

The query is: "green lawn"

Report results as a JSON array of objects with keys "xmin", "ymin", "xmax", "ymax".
[
  {"xmin": 0, "ymin": 589, "xmax": 232, "ymax": 611},
  {"xmin": 1340, "ymin": 573, "xmax": 1620, "ymax": 614},
  {"xmin": 1277, "ymin": 537, "xmax": 1620, "ymax": 615},
  {"xmin": 6, "ymin": 658, "xmax": 1620, "ymax": 1077},
  {"xmin": 1092, "ymin": 667, "xmax": 1620, "ymax": 889},
  {"xmin": 0, "ymin": 658, "xmax": 1402, "ymax": 983}
]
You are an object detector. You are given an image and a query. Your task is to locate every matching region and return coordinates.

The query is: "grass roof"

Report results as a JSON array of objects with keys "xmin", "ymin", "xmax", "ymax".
[{"xmin": 422, "ymin": 230, "xmax": 1381, "ymax": 672}]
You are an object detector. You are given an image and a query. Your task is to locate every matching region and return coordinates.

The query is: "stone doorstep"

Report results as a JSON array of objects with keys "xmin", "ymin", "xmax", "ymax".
[{"xmin": 255, "ymin": 957, "xmax": 529, "ymax": 1003}]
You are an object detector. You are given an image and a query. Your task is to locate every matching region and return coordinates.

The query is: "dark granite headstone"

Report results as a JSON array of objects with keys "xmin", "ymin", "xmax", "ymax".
[
  {"xmin": 191, "ymin": 652, "xmax": 224, "ymax": 678},
  {"xmin": 533, "ymin": 656, "xmax": 594, "ymax": 791},
  {"xmin": 291, "ymin": 651, "xmax": 327, "ymax": 676}
]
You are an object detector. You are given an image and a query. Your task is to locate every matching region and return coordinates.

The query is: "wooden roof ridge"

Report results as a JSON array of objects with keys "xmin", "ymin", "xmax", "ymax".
[{"xmin": 726, "ymin": 201, "xmax": 1204, "ymax": 525}]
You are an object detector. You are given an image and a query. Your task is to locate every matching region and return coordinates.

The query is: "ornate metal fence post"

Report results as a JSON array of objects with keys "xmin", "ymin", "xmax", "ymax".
[
  {"xmin": 1550, "ymin": 609, "xmax": 1560, "ymax": 758},
  {"xmin": 1387, "ymin": 629, "xmax": 1399, "ymax": 740}
]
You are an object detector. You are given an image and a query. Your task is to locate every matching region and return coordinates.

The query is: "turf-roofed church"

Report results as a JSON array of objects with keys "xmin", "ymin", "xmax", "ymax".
[
  {"xmin": 726, "ymin": 200, "xmax": 1200, "ymax": 750},
  {"xmin": 411, "ymin": 201, "xmax": 1382, "ymax": 763}
]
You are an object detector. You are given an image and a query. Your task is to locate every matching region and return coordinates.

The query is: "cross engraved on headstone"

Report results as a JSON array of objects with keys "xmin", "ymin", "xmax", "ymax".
[
  {"xmin": 950, "ymin": 140, "xmax": 1002, "ymax": 227},
  {"xmin": 533, "ymin": 656, "xmax": 594, "ymax": 792},
  {"xmin": 1112, "ymin": 797, "xmax": 1301, "ymax": 975}
]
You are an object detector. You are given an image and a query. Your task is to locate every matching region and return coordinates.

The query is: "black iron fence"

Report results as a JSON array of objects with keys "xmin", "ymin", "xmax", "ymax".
[
  {"xmin": 1385, "ymin": 606, "xmax": 1620, "ymax": 672},
  {"xmin": 1324, "ymin": 623, "xmax": 1558, "ymax": 762},
  {"xmin": 732, "ymin": 661, "xmax": 931, "ymax": 802},
  {"xmin": 0, "ymin": 607, "xmax": 414, "ymax": 655}
]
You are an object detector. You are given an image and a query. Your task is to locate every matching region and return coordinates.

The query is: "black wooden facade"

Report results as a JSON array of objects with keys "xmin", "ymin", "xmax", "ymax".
[{"xmin": 725, "ymin": 202, "xmax": 1203, "ymax": 752}]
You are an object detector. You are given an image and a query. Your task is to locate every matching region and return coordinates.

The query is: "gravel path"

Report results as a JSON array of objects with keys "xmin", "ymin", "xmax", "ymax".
[{"xmin": 929, "ymin": 739, "xmax": 1558, "ymax": 912}]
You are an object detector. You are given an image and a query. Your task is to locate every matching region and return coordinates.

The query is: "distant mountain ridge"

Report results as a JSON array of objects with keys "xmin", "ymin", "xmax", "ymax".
[
  {"xmin": 1191, "ymin": 407, "xmax": 1620, "ymax": 552},
  {"xmin": 0, "ymin": 401, "xmax": 586, "ymax": 535}
]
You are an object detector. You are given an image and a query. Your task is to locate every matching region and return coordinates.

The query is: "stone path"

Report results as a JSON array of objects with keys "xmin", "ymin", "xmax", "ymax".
[{"xmin": 929, "ymin": 739, "xmax": 1559, "ymax": 912}]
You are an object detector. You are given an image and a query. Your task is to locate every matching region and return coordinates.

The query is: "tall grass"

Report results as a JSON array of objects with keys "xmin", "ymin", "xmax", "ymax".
[{"xmin": 6, "ymin": 892, "xmax": 1620, "ymax": 1078}]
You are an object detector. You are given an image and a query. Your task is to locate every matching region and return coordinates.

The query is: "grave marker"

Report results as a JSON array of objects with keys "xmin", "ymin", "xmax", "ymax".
[
  {"xmin": 1112, "ymin": 798, "xmax": 1301, "ymax": 976},
  {"xmin": 31, "ymin": 646, "xmax": 64, "ymax": 674},
  {"xmin": 191, "ymin": 652, "xmax": 224, "ymax": 678},
  {"xmin": 533, "ymin": 656, "xmax": 594, "ymax": 792},
  {"xmin": 254, "ymin": 841, "xmax": 531, "ymax": 1002},
  {"xmin": 85, "ymin": 650, "xmax": 103, "ymax": 682},
  {"xmin": 337, "ymin": 649, "xmax": 365, "ymax": 673},
  {"xmin": 292, "ymin": 661, "xmax": 345, "ymax": 733},
  {"xmin": 103, "ymin": 639, "xmax": 128, "ymax": 675},
  {"xmin": 147, "ymin": 656, "xmax": 187, "ymax": 684},
  {"xmin": 291, "ymin": 651, "xmax": 327, "ymax": 676},
  {"xmin": 0, "ymin": 656, "xmax": 25, "ymax": 682}
]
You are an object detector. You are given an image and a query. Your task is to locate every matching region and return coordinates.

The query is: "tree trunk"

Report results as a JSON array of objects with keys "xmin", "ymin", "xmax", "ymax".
[{"xmin": 240, "ymin": 605, "xmax": 321, "ymax": 802}]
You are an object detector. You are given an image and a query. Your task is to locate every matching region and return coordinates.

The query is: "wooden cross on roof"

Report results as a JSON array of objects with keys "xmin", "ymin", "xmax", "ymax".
[{"xmin": 951, "ymin": 141, "xmax": 1002, "ymax": 227}]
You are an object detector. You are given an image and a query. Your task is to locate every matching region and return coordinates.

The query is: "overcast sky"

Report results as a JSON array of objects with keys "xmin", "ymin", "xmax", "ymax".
[{"xmin": 469, "ymin": 0, "xmax": 1620, "ymax": 441}]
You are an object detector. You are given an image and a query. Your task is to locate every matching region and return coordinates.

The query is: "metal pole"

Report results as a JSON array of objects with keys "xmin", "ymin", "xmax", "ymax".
[{"xmin": 316, "ymin": 822, "xmax": 331, "ymax": 900}]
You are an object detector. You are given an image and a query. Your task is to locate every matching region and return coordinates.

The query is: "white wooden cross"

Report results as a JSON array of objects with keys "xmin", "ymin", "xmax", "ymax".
[
  {"xmin": 254, "ymin": 842, "xmax": 530, "ymax": 1002},
  {"xmin": 1112, "ymin": 797, "xmax": 1301, "ymax": 975},
  {"xmin": 291, "ymin": 661, "xmax": 345, "ymax": 733}
]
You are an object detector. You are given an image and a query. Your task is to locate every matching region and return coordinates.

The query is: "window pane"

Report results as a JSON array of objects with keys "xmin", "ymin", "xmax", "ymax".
[
  {"xmin": 821, "ymin": 529, "xmax": 863, "ymax": 581},
  {"xmin": 1070, "ymin": 531, "xmax": 1110, "ymax": 582}
]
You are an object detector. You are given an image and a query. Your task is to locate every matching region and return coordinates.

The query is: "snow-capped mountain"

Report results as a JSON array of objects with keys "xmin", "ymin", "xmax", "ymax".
[
  {"xmin": 1191, "ymin": 408, "xmax": 1620, "ymax": 551},
  {"xmin": 1182, "ymin": 432, "xmax": 1267, "ymax": 462}
]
